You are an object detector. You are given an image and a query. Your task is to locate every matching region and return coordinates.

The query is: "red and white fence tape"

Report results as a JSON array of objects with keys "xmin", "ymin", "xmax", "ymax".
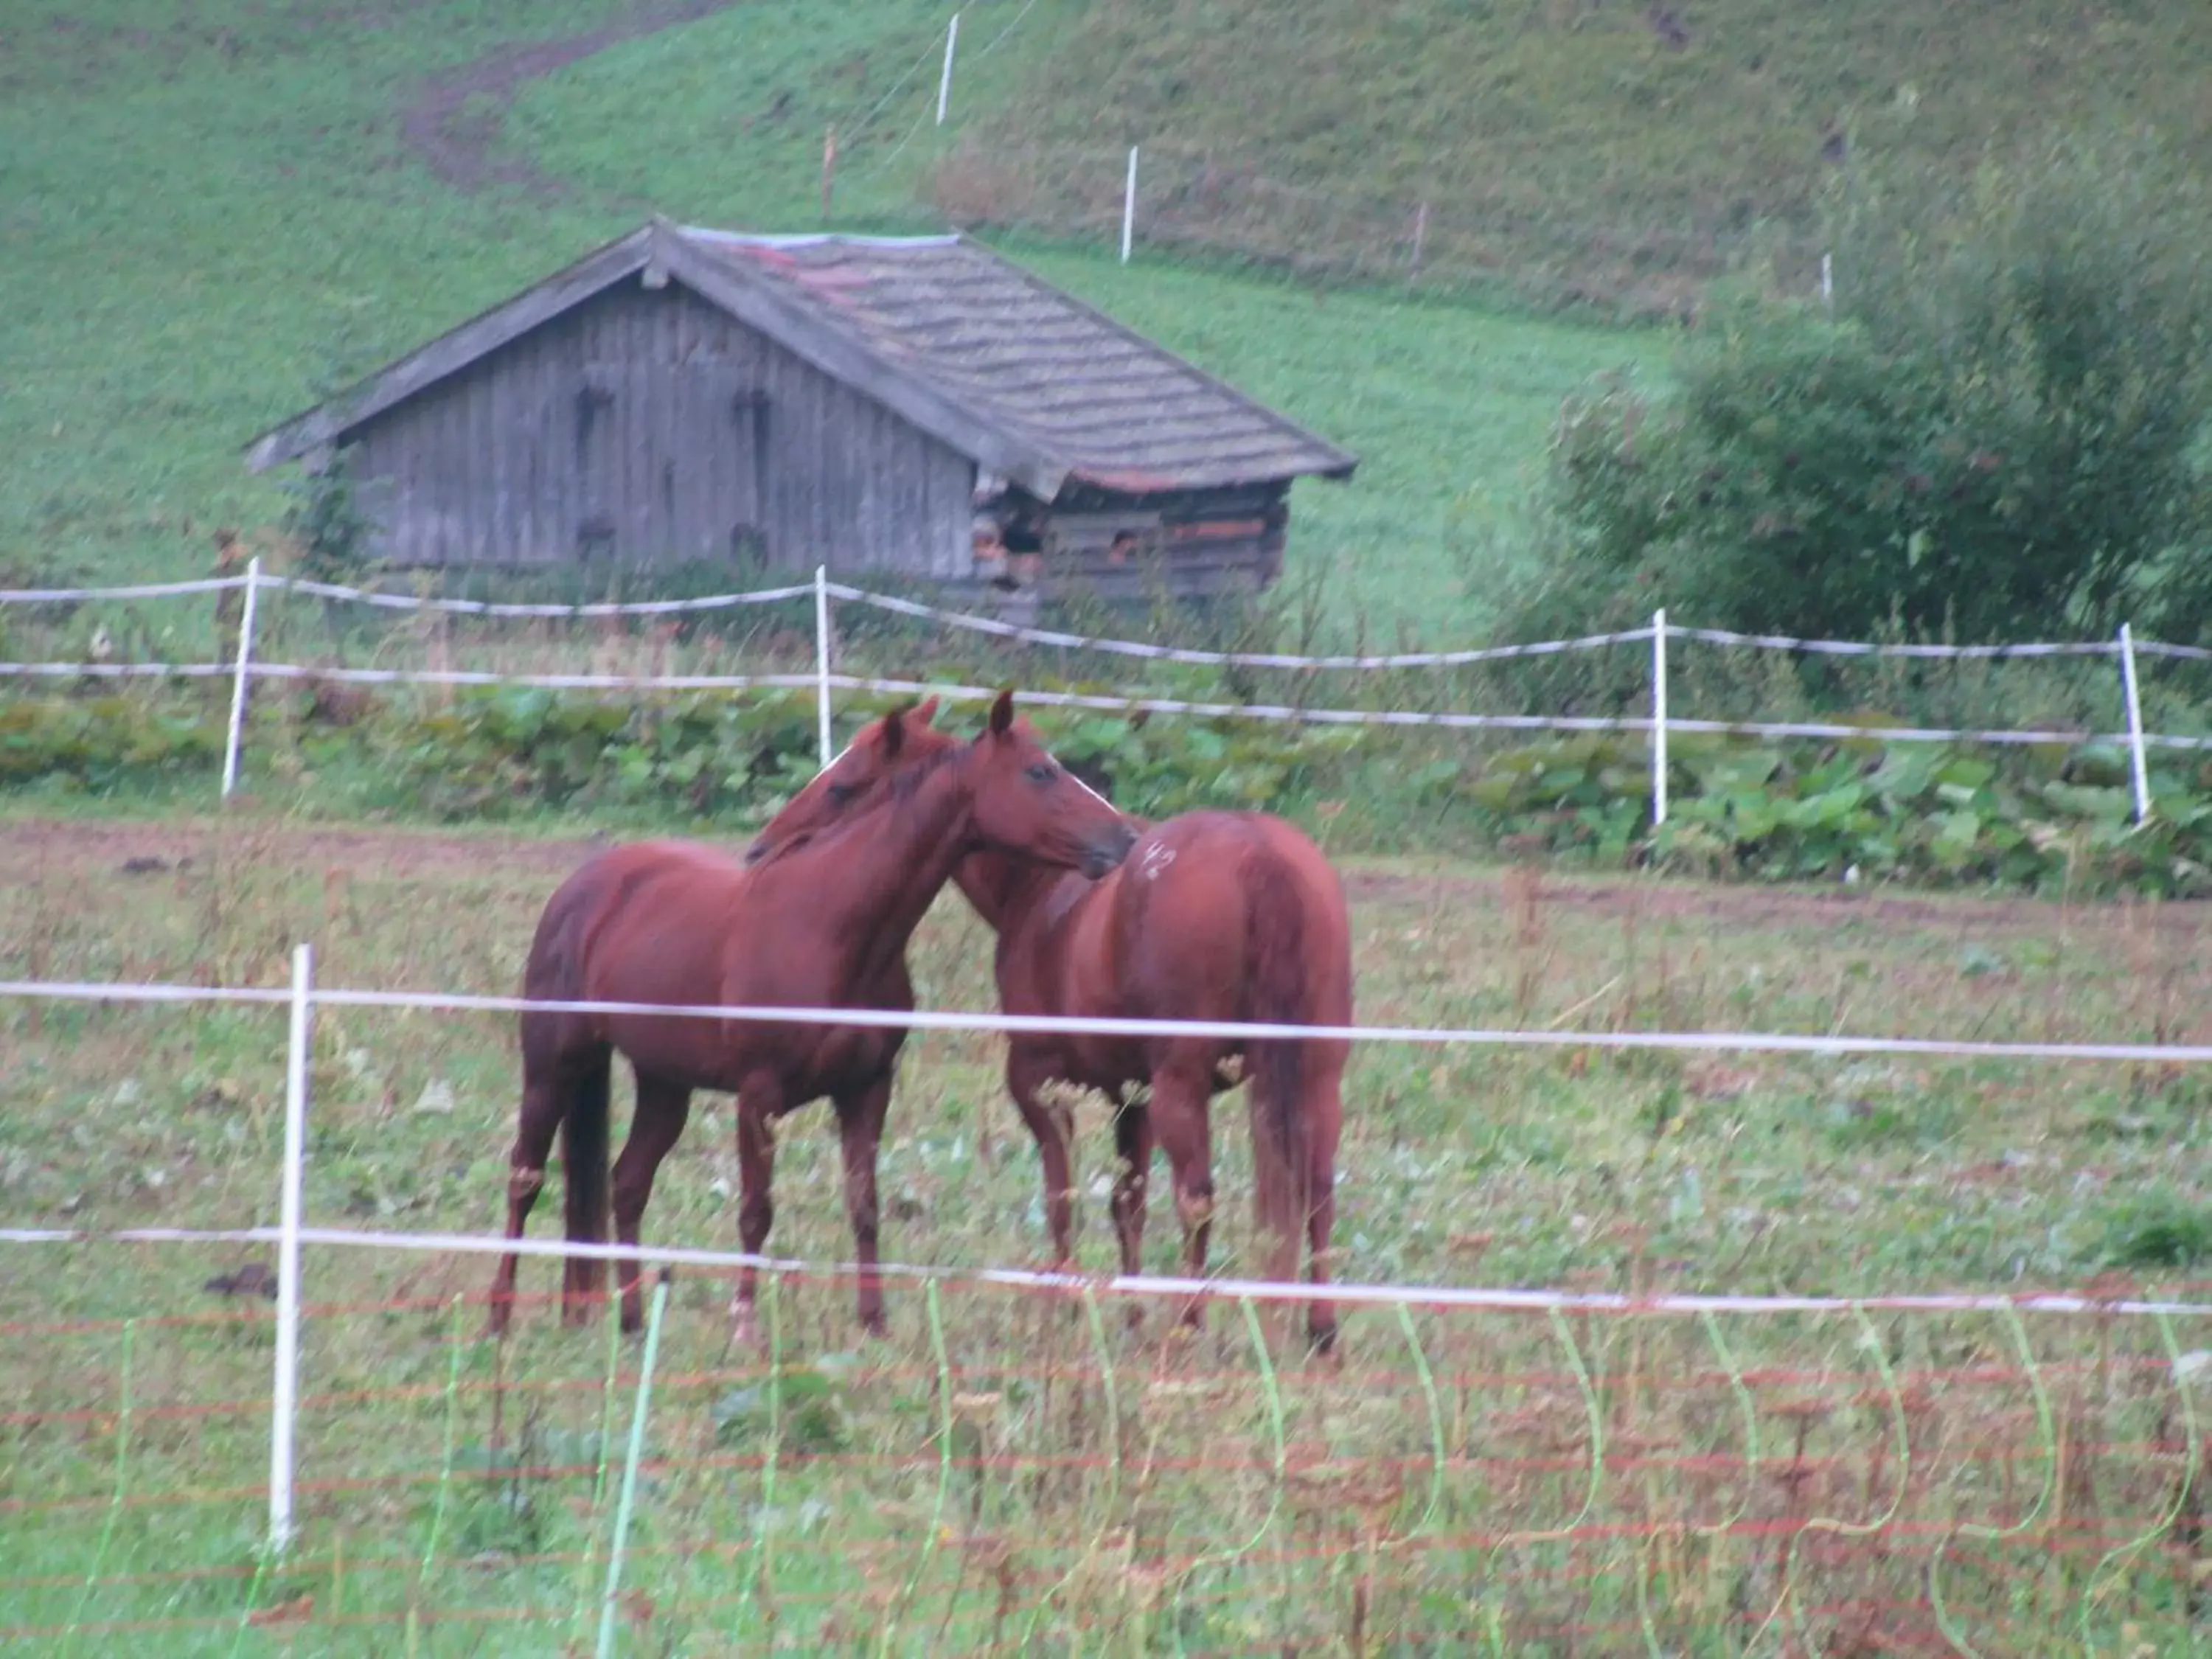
[
  {"xmin": 10, "ymin": 571, "xmax": 2211, "ymax": 820},
  {"xmin": 11, "ymin": 973, "xmax": 2212, "ymax": 1066},
  {"xmin": 3, "ymin": 1221, "xmax": 2210, "ymax": 1322}
]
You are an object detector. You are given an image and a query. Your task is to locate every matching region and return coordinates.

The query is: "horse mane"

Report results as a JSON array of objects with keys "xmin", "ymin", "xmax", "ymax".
[
  {"xmin": 883, "ymin": 740, "xmax": 961, "ymax": 804},
  {"xmin": 746, "ymin": 826, "xmax": 818, "ymax": 870},
  {"xmin": 751, "ymin": 740, "xmax": 963, "ymax": 874}
]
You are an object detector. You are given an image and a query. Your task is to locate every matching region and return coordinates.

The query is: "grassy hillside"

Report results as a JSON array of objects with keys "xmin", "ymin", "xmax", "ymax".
[
  {"xmin": 24, "ymin": 2, "xmax": 2199, "ymax": 633},
  {"xmin": 0, "ymin": 0, "xmax": 1660, "ymax": 639},
  {"xmin": 942, "ymin": 0, "xmax": 2212, "ymax": 311}
]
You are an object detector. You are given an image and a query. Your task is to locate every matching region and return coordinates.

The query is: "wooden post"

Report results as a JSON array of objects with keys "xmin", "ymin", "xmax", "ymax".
[
  {"xmin": 815, "ymin": 565, "xmax": 834, "ymax": 768},
  {"xmin": 220, "ymin": 555, "xmax": 261, "ymax": 801},
  {"xmin": 821, "ymin": 125, "xmax": 837, "ymax": 221},
  {"xmin": 268, "ymin": 942, "xmax": 313, "ymax": 1556},
  {"xmin": 2120, "ymin": 623, "xmax": 2151, "ymax": 825},
  {"xmin": 1650, "ymin": 609, "xmax": 1669, "ymax": 827},
  {"xmin": 936, "ymin": 13, "xmax": 959, "ymax": 125},
  {"xmin": 1121, "ymin": 146, "xmax": 1138, "ymax": 265},
  {"xmin": 1411, "ymin": 201, "xmax": 1428, "ymax": 273}
]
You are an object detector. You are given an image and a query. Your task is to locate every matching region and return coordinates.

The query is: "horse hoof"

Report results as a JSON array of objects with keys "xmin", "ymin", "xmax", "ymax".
[
  {"xmin": 729, "ymin": 1301, "xmax": 761, "ymax": 1350},
  {"xmin": 1307, "ymin": 1323, "xmax": 1340, "ymax": 1358}
]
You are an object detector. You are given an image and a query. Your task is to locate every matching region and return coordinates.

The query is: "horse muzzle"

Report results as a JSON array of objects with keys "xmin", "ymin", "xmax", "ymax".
[{"xmin": 1081, "ymin": 821, "xmax": 1141, "ymax": 878}]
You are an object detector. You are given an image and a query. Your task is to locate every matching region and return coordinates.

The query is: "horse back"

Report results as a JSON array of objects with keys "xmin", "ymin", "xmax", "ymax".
[
  {"xmin": 522, "ymin": 843, "xmax": 746, "ymax": 1064},
  {"xmin": 526, "ymin": 837, "xmax": 911, "ymax": 1098},
  {"xmin": 1113, "ymin": 811, "xmax": 1352, "ymax": 1029}
]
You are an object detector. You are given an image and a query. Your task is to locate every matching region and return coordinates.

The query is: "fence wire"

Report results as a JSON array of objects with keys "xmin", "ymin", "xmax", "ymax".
[
  {"xmin": 3, "ymin": 1251, "xmax": 2206, "ymax": 1656},
  {"xmin": 4, "ymin": 572, "xmax": 2208, "ymax": 791}
]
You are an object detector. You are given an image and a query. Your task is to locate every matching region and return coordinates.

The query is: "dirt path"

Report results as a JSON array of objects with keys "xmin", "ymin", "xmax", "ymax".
[
  {"xmin": 7, "ymin": 815, "xmax": 2208, "ymax": 944},
  {"xmin": 398, "ymin": 1, "xmax": 746, "ymax": 195}
]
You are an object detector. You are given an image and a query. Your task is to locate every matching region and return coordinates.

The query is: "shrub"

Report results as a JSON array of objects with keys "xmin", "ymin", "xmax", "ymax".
[
  {"xmin": 1504, "ymin": 136, "xmax": 2212, "ymax": 650},
  {"xmin": 279, "ymin": 450, "xmax": 376, "ymax": 587}
]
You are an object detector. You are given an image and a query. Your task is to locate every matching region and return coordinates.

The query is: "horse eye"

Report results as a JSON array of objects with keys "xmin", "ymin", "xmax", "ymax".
[
  {"xmin": 826, "ymin": 782, "xmax": 858, "ymax": 806},
  {"xmin": 1026, "ymin": 762, "xmax": 1057, "ymax": 784}
]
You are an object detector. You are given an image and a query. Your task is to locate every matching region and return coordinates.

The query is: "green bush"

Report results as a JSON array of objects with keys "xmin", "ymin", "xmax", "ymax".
[
  {"xmin": 1465, "ymin": 728, "xmax": 2212, "ymax": 897},
  {"xmin": 17, "ymin": 679, "xmax": 2212, "ymax": 897},
  {"xmin": 280, "ymin": 681, "xmax": 1359, "ymax": 825},
  {"xmin": 1506, "ymin": 136, "xmax": 2212, "ymax": 650},
  {"xmin": 0, "ymin": 692, "xmax": 225, "ymax": 787},
  {"xmin": 279, "ymin": 452, "xmax": 376, "ymax": 588}
]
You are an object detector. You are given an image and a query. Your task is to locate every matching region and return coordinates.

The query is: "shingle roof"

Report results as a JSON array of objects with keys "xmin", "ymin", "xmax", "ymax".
[
  {"xmin": 244, "ymin": 219, "xmax": 1357, "ymax": 500},
  {"xmin": 676, "ymin": 228, "xmax": 1357, "ymax": 494}
]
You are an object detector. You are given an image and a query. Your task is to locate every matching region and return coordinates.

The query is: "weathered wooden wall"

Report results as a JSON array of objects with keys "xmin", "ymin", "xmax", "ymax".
[
  {"xmin": 343, "ymin": 279, "xmax": 978, "ymax": 577},
  {"xmin": 973, "ymin": 483, "xmax": 1291, "ymax": 605}
]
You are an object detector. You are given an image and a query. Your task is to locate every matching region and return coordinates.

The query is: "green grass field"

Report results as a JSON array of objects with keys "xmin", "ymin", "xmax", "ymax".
[
  {"xmin": 6, "ymin": 4, "xmax": 2212, "ymax": 1649},
  {"xmin": 7, "ymin": 0, "xmax": 2205, "ymax": 642},
  {"xmin": 4, "ymin": 815, "xmax": 2210, "ymax": 1651},
  {"xmin": 0, "ymin": 0, "xmax": 1658, "ymax": 641},
  {"xmin": 965, "ymin": 0, "xmax": 2212, "ymax": 303}
]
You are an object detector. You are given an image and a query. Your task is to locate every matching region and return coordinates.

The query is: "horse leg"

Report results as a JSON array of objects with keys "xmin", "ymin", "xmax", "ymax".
[
  {"xmin": 1109, "ymin": 1099, "xmax": 1155, "ymax": 1329},
  {"xmin": 729, "ymin": 1074, "xmax": 784, "ymax": 1346},
  {"xmin": 834, "ymin": 1071, "xmax": 894, "ymax": 1336},
  {"xmin": 1006, "ymin": 1046, "xmax": 1077, "ymax": 1267},
  {"xmin": 1147, "ymin": 1055, "xmax": 1217, "ymax": 1334},
  {"xmin": 1303, "ymin": 1062, "xmax": 1347, "ymax": 1355},
  {"xmin": 490, "ymin": 1029, "xmax": 601, "ymax": 1337},
  {"xmin": 608, "ymin": 1070, "xmax": 692, "ymax": 1335}
]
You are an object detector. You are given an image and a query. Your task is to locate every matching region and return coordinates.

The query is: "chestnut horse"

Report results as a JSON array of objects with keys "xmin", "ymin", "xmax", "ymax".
[
  {"xmin": 488, "ymin": 692, "xmax": 1137, "ymax": 1339},
  {"xmin": 748, "ymin": 703, "xmax": 1352, "ymax": 1352}
]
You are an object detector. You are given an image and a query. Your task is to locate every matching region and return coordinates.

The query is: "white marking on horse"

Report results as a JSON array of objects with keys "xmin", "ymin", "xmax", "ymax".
[
  {"xmin": 1140, "ymin": 841, "xmax": 1178, "ymax": 881},
  {"xmin": 1069, "ymin": 770, "xmax": 1115, "ymax": 810}
]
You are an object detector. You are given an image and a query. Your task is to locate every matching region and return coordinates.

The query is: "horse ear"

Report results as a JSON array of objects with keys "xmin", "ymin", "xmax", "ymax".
[
  {"xmin": 987, "ymin": 688, "xmax": 1015, "ymax": 737},
  {"xmin": 882, "ymin": 704, "xmax": 907, "ymax": 758},
  {"xmin": 913, "ymin": 695, "xmax": 940, "ymax": 727}
]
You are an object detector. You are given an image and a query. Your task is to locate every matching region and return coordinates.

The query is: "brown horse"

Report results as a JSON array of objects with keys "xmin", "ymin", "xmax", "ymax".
[
  {"xmin": 488, "ymin": 692, "xmax": 1137, "ymax": 1340},
  {"xmin": 748, "ymin": 703, "xmax": 1352, "ymax": 1352}
]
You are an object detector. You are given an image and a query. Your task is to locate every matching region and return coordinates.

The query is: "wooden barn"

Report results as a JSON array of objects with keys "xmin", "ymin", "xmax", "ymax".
[{"xmin": 245, "ymin": 218, "xmax": 1357, "ymax": 608}]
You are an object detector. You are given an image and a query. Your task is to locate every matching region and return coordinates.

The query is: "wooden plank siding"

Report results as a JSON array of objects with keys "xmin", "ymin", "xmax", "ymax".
[
  {"xmin": 343, "ymin": 279, "xmax": 975, "ymax": 579},
  {"xmin": 1005, "ymin": 482, "xmax": 1289, "ymax": 605}
]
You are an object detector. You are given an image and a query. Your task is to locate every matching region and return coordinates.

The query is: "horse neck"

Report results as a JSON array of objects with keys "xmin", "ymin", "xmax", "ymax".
[
  {"xmin": 953, "ymin": 847, "xmax": 1068, "ymax": 936},
  {"xmin": 820, "ymin": 751, "xmax": 984, "ymax": 973}
]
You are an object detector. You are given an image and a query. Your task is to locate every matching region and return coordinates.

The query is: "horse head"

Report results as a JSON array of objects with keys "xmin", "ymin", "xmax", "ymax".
[
  {"xmin": 745, "ymin": 695, "xmax": 958, "ymax": 866},
  {"xmin": 747, "ymin": 692, "xmax": 1135, "ymax": 880},
  {"xmin": 963, "ymin": 690, "xmax": 1138, "ymax": 880}
]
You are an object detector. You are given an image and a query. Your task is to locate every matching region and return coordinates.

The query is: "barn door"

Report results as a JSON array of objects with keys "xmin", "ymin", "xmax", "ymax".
[
  {"xmin": 572, "ymin": 364, "xmax": 765, "ymax": 567},
  {"xmin": 573, "ymin": 367, "xmax": 620, "ymax": 563},
  {"xmin": 662, "ymin": 365, "xmax": 765, "ymax": 570}
]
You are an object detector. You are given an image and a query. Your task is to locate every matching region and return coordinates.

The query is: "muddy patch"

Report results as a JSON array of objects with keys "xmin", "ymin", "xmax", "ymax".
[{"xmin": 398, "ymin": 1, "xmax": 745, "ymax": 194}]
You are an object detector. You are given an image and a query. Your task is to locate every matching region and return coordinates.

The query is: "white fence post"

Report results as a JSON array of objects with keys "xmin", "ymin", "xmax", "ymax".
[
  {"xmin": 2119, "ymin": 622, "xmax": 2151, "ymax": 825},
  {"xmin": 1820, "ymin": 251, "xmax": 1834, "ymax": 317},
  {"xmin": 936, "ymin": 11, "xmax": 959, "ymax": 125},
  {"xmin": 221, "ymin": 556, "xmax": 262, "ymax": 800},
  {"xmin": 1121, "ymin": 146, "xmax": 1139, "ymax": 265},
  {"xmin": 815, "ymin": 564, "xmax": 835, "ymax": 768},
  {"xmin": 595, "ymin": 1275, "xmax": 671, "ymax": 1659},
  {"xmin": 268, "ymin": 941, "xmax": 313, "ymax": 1555},
  {"xmin": 1650, "ymin": 608, "xmax": 1669, "ymax": 827}
]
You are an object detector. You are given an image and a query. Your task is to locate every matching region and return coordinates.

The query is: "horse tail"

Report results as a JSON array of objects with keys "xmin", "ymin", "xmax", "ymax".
[
  {"xmin": 561, "ymin": 1051, "xmax": 613, "ymax": 1295},
  {"xmin": 1242, "ymin": 838, "xmax": 1313, "ymax": 1282},
  {"xmin": 524, "ymin": 870, "xmax": 613, "ymax": 1298}
]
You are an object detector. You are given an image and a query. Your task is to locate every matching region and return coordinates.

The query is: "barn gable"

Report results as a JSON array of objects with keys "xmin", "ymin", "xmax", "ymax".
[
  {"xmin": 243, "ymin": 218, "xmax": 1357, "ymax": 594},
  {"xmin": 332, "ymin": 282, "xmax": 979, "ymax": 574}
]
